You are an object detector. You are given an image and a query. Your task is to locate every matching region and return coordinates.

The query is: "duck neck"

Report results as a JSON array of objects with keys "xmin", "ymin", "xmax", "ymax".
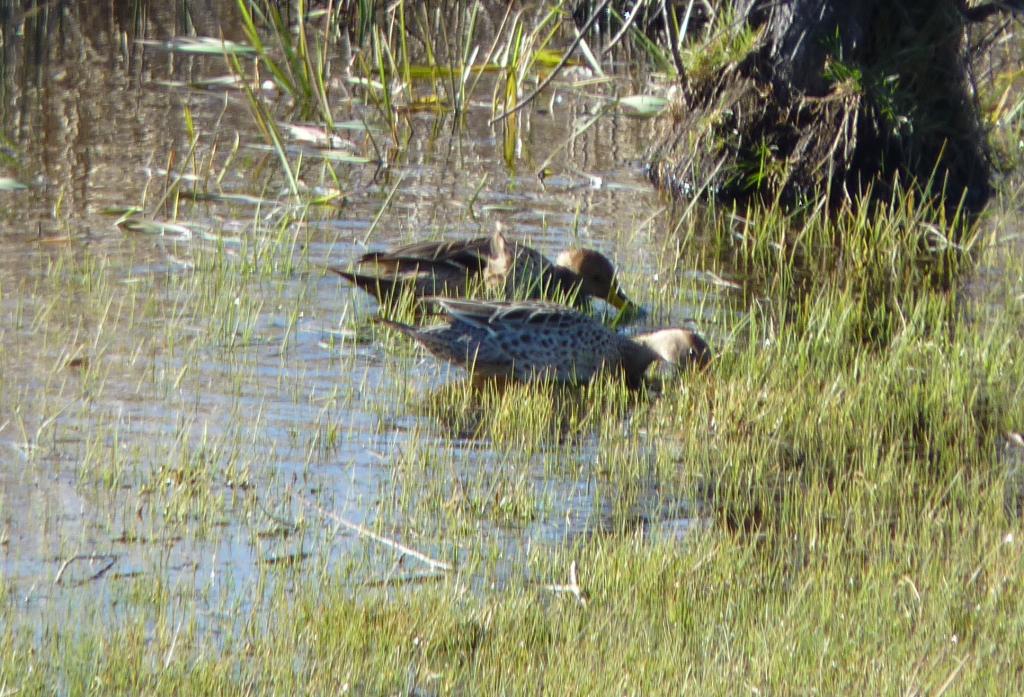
[
  {"xmin": 619, "ymin": 337, "xmax": 661, "ymax": 389},
  {"xmin": 546, "ymin": 265, "xmax": 586, "ymax": 306}
]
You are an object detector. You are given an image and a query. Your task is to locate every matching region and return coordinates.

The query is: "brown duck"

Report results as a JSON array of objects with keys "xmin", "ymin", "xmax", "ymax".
[
  {"xmin": 378, "ymin": 298, "xmax": 711, "ymax": 389},
  {"xmin": 330, "ymin": 232, "xmax": 638, "ymax": 312}
]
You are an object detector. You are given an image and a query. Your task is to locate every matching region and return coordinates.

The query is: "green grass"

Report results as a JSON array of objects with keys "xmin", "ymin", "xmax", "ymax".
[
  {"xmin": 2, "ymin": 1, "xmax": 1024, "ymax": 694},
  {"xmin": 3, "ymin": 180, "xmax": 1023, "ymax": 693}
]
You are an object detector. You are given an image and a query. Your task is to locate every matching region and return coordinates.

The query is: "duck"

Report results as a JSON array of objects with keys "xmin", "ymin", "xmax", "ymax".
[
  {"xmin": 376, "ymin": 298, "xmax": 711, "ymax": 389},
  {"xmin": 331, "ymin": 236, "xmax": 494, "ymax": 300},
  {"xmin": 330, "ymin": 231, "xmax": 639, "ymax": 314}
]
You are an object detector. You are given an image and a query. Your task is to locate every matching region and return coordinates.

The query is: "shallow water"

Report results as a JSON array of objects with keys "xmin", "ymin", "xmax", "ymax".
[{"xmin": 0, "ymin": 2, "xmax": 736, "ymax": 625}]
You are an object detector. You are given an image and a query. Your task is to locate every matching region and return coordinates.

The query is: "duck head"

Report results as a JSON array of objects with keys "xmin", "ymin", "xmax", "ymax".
[{"xmin": 555, "ymin": 248, "xmax": 640, "ymax": 314}]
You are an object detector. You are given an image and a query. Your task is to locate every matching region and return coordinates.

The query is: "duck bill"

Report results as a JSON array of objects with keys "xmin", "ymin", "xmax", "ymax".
[
  {"xmin": 607, "ymin": 281, "xmax": 633, "ymax": 310},
  {"xmin": 607, "ymin": 282, "xmax": 647, "ymax": 319}
]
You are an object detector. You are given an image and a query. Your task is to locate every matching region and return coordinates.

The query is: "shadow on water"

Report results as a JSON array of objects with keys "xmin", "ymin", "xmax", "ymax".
[{"xmin": 0, "ymin": 0, "xmax": 735, "ymax": 632}]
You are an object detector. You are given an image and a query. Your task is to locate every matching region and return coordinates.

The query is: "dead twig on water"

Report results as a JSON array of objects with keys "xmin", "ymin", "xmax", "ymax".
[
  {"xmin": 543, "ymin": 560, "xmax": 588, "ymax": 607},
  {"xmin": 295, "ymin": 493, "xmax": 453, "ymax": 573},
  {"xmin": 490, "ymin": 0, "xmax": 613, "ymax": 125},
  {"xmin": 53, "ymin": 553, "xmax": 118, "ymax": 586}
]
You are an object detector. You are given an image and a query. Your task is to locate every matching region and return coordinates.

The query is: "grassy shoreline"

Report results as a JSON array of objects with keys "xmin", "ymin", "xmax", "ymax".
[
  {"xmin": 2, "ymin": 1, "xmax": 1023, "ymax": 693},
  {"xmin": 2, "ymin": 190, "xmax": 1022, "ymax": 694}
]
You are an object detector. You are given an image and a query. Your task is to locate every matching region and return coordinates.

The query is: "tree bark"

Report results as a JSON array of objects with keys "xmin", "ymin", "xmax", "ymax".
[{"xmin": 647, "ymin": 0, "xmax": 993, "ymax": 213}]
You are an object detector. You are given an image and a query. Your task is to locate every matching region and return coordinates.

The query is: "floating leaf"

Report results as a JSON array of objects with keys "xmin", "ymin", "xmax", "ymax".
[
  {"xmin": 283, "ymin": 123, "xmax": 332, "ymax": 144},
  {"xmin": 246, "ymin": 142, "xmax": 372, "ymax": 165},
  {"xmin": 193, "ymin": 75, "xmax": 243, "ymax": 88},
  {"xmin": 306, "ymin": 188, "xmax": 346, "ymax": 206},
  {"xmin": 281, "ymin": 123, "xmax": 357, "ymax": 150},
  {"xmin": 117, "ymin": 216, "xmax": 195, "ymax": 239},
  {"xmin": 346, "ymin": 76, "xmax": 387, "ymax": 92},
  {"xmin": 398, "ymin": 96, "xmax": 450, "ymax": 114},
  {"xmin": 101, "ymin": 205, "xmax": 144, "ymax": 217},
  {"xmin": 319, "ymin": 151, "xmax": 372, "ymax": 164},
  {"xmin": 618, "ymin": 95, "xmax": 669, "ymax": 117},
  {"xmin": 178, "ymin": 191, "xmax": 269, "ymax": 206},
  {"xmin": 533, "ymin": 49, "xmax": 568, "ymax": 67},
  {"xmin": 154, "ymin": 76, "xmax": 243, "ymax": 91},
  {"xmin": 335, "ymin": 120, "xmax": 385, "ymax": 134},
  {"xmin": 0, "ymin": 176, "xmax": 28, "ymax": 191},
  {"xmin": 406, "ymin": 65, "xmax": 458, "ymax": 80},
  {"xmin": 139, "ymin": 167, "xmax": 200, "ymax": 183},
  {"xmin": 141, "ymin": 37, "xmax": 255, "ymax": 56},
  {"xmin": 405, "ymin": 64, "xmax": 500, "ymax": 80}
]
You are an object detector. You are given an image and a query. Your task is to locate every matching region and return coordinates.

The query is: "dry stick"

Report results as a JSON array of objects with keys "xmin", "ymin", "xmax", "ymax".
[
  {"xmin": 679, "ymin": 154, "xmax": 727, "ymax": 223},
  {"xmin": 489, "ymin": 0, "xmax": 614, "ymax": 125},
  {"xmin": 53, "ymin": 553, "xmax": 118, "ymax": 586},
  {"xmin": 600, "ymin": 0, "xmax": 646, "ymax": 56},
  {"xmin": 542, "ymin": 560, "xmax": 588, "ymax": 607},
  {"xmin": 295, "ymin": 493, "xmax": 453, "ymax": 572},
  {"xmin": 164, "ymin": 617, "xmax": 184, "ymax": 669},
  {"xmin": 934, "ymin": 655, "xmax": 970, "ymax": 697},
  {"xmin": 661, "ymin": 0, "xmax": 689, "ymax": 90},
  {"xmin": 574, "ymin": 28, "xmax": 605, "ymax": 77},
  {"xmin": 465, "ymin": 3, "xmax": 521, "ymax": 103},
  {"xmin": 534, "ymin": 102, "xmax": 612, "ymax": 178},
  {"xmin": 360, "ymin": 171, "xmax": 407, "ymax": 245}
]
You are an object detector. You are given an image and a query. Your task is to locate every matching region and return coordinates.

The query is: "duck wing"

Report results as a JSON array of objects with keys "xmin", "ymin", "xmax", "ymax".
[
  {"xmin": 331, "ymin": 265, "xmax": 470, "ymax": 300},
  {"xmin": 359, "ymin": 237, "xmax": 493, "ymax": 274},
  {"xmin": 427, "ymin": 298, "xmax": 614, "ymax": 382},
  {"xmin": 430, "ymin": 298, "xmax": 582, "ymax": 329}
]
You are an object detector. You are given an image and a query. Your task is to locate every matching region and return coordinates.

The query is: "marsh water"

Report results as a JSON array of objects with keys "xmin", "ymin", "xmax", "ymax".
[
  {"xmin": 7, "ymin": 2, "xmax": 1022, "ymax": 645},
  {"xmin": 0, "ymin": 2, "xmax": 739, "ymax": 625}
]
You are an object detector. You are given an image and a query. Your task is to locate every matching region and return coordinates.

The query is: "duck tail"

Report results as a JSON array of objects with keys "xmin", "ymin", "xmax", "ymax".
[
  {"xmin": 329, "ymin": 267, "xmax": 403, "ymax": 301},
  {"xmin": 372, "ymin": 315, "xmax": 418, "ymax": 337},
  {"xmin": 355, "ymin": 251, "xmax": 388, "ymax": 265}
]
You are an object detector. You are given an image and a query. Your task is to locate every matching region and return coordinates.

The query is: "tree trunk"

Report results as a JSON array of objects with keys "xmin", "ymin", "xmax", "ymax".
[{"xmin": 647, "ymin": 0, "xmax": 992, "ymax": 212}]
